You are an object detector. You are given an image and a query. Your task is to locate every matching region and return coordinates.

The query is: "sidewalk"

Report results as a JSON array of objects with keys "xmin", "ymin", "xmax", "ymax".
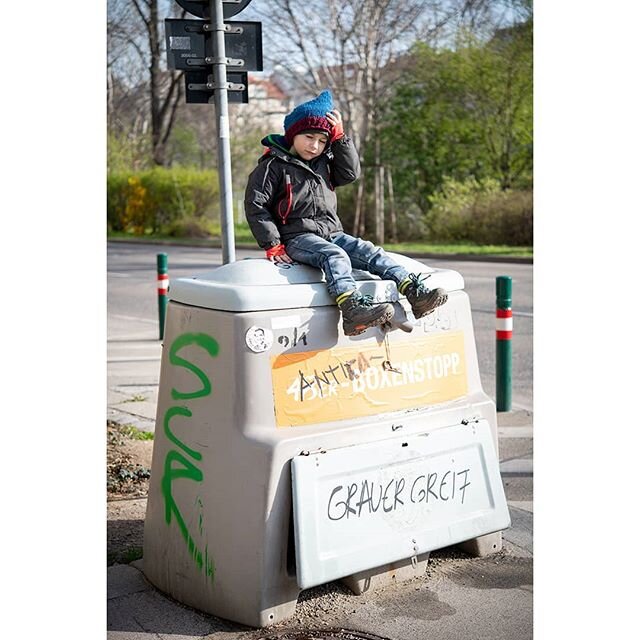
[
  {"xmin": 107, "ymin": 332, "xmax": 533, "ymax": 639},
  {"xmin": 107, "ymin": 332, "xmax": 160, "ymax": 433}
]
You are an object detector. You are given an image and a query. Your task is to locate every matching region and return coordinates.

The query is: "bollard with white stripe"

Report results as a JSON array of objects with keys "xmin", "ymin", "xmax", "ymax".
[
  {"xmin": 496, "ymin": 275, "xmax": 512, "ymax": 411},
  {"xmin": 157, "ymin": 253, "xmax": 169, "ymax": 340}
]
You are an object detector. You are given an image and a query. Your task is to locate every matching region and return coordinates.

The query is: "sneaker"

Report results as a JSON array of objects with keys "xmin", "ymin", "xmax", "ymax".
[
  {"xmin": 399, "ymin": 273, "xmax": 448, "ymax": 319},
  {"xmin": 339, "ymin": 291, "xmax": 394, "ymax": 336}
]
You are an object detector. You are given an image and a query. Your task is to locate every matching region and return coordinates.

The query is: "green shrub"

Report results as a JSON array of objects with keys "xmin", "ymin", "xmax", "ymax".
[
  {"xmin": 469, "ymin": 190, "xmax": 533, "ymax": 245},
  {"xmin": 427, "ymin": 177, "xmax": 532, "ymax": 246},
  {"xmin": 165, "ymin": 216, "xmax": 215, "ymax": 238},
  {"xmin": 106, "ymin": 173, "xmax": 130, "ymax": 232},
  {"xmin": 107, "ymin": 168, "xmax": 219, "ymax": 235}
]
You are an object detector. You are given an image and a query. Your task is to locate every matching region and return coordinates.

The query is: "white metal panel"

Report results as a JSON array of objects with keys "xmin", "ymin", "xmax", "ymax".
[
  {"xmin": 168, "ymin": 254, "xmax": 465, "ymax": 312},
  {"xmin": 291, "ymin": 420, "xmax": 510, "ymax": 589}
]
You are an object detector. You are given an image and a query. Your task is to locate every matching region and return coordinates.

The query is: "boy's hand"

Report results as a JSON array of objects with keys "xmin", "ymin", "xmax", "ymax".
[
  {"xmin": 265, "ymin": 243, "xmax": 293, "ymax": 264},
  {"xmin": 326, "ymin": 109, "xmax": 344, "ymax": 142}
]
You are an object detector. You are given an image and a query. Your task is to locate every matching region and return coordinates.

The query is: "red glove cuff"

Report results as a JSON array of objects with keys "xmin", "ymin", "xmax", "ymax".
[
  {"xmin": 330, "ymin": 122, "xmax": 345, "ymax": 143},
  {"xmin": 265, "ymin": 243, "xmax": 286, "ymax": 258}
]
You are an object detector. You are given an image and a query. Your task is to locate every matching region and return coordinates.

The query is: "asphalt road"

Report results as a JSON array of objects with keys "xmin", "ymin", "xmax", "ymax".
[{"xmin": 107, "ymin": 241, "xmax": 533, "ymax": 412}]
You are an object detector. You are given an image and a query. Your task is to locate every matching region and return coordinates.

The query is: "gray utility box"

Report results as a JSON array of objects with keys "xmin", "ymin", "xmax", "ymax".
[{"xmin": 143, "ymin": 253, "xmax": 510, "ymax": 628}]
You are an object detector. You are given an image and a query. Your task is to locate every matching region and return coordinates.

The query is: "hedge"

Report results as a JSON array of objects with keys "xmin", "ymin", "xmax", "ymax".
[
  {"xmin": 426, "ymin": 178, "xmax": 533, "ymax": 246},
  {"xmin": 107, "ymin": 167, "xmax": 219, "ymax": 235}
]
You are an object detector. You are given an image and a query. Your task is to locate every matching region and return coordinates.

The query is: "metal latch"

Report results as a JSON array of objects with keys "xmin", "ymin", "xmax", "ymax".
[
  {"xmin": 382, "ymin": 360, "xmax": 402, "ymax": 374},
  {"xmin": 381, "ymin": 329, "xmax": 403, "ymax": 374},
  {"xmin": 411, "ymin": 538, "xmax": 419, "ymax": 569},
  {"xmin": 300, "ymin": 448, "xmax": 326, "ymax": 456}
]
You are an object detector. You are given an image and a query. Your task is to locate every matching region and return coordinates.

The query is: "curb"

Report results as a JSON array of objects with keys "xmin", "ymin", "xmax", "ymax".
[
  {"xmin": 107, "ymin": 409, "xmax": 155, "ymax": 433},
  {"xmin": 107, "ymin": 238, "xmax": 533, "ymax": 265}
]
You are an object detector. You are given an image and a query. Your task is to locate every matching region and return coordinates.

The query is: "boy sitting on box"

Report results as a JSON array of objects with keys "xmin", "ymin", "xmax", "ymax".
[{"xmin": 244, "ymin": 89, "xmax": 447, "ymax": 336}]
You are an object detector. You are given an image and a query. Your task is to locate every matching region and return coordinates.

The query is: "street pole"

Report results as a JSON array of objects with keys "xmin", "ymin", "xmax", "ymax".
[
  {"xmin": 496, "ymin": 276, "xmax": 513, "ymax": 412},
  {"xmin": 157, "ymin": 253, "xmax": 169, "ymax": 340},
  {"xmin": 211, "ymin": 0, "xmax": 236, "ymax": 264}
]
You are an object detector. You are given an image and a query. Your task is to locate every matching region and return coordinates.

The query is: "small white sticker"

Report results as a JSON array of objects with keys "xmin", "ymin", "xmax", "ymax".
[
  {"xmin": 245, "ymin": 326, "xmax": 273, "ymax": 353},
  {"xmin": 271, "ymin": 315, "xmax": 301, "ymax": 330},
  {"xmin": 169, "ymin": 36, "xmax": 191, "ymax": 51},
  {"xmin": 219, "ymin": 116, "xmax": 230, "ymax": 139}
]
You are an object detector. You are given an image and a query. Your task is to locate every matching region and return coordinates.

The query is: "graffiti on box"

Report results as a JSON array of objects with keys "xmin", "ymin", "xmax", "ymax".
[
  {"xmin": 161, "ymin": 332, "xmax": 218, "ymax": 582},
  {"xmin": 271, "ymin": 331, "xmax": 468, "ymax": 427}
]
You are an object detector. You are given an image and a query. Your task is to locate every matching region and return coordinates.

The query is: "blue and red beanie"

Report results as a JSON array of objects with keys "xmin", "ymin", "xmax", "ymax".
[{"xmin": 283, "ymin": 89, "xmax": 334, "ymax": 146}]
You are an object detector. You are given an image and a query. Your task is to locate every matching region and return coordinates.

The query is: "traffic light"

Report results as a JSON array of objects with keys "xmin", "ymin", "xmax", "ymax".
[{"xmin": 166, "ymin": 0, "xmax": 261, "ymax": 104}]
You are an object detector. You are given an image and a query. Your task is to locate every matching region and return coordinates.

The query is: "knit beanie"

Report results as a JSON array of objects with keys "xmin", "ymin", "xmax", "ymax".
[{"xmin": 283, "ymin": 89, "xmax": 334, "ymax": 146}]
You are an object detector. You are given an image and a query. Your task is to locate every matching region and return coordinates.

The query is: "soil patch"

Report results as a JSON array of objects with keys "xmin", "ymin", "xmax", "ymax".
[{"xmin": 107, "ymin": 421, "xmax": 153, "ymax": 565}]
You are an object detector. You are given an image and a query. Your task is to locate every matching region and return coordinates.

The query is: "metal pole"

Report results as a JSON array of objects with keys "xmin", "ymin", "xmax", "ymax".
[
  {"xmin": 211, "ymin": 0, "xmax": 236, "ymax": 264},
  {"xmin": 157, "ymin": 253, "xmax": 169, "ymax": 340},
  {"xmin": 496, "ymin": 276, "xmax": 513, "ymax": 412}
]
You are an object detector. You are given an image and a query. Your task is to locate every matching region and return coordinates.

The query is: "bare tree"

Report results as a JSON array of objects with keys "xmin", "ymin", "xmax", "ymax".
[
  {"xmin": 250, "ymin": 0, "xmax": 531, "ymax": 242},
  {"xmin": 253, "ymin": 0, "xmax": 466, "ymax": 243},
  {"xmin": 108, "ymin": 0, "xmax": 185, "ymax": 166}
]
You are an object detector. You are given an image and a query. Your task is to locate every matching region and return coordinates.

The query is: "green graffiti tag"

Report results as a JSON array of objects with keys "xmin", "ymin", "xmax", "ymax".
[
  {"xmin": 169, "ymin": 333, "xmax": 219, "ymax": 400},
  {"xmin": 161, "ymin": 332, "xmax": 219, "ymax": 582},
  {"xmin": 163, "ymin": 406, "xmax": 201, "ymax": 461}
]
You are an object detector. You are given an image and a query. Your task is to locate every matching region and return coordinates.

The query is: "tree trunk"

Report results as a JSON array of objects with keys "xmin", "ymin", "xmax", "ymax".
[
  {"xmin": 129, "ymin": 0, "xmax": 184, "ymax": 167},
  {"xmin": 352, "ymin": 167, "xmax": 364, "ymax": 236},
  {"xmin": 380, "ymin": 164, "xmax": 386, "ymax": 241},
  {"xmin": 387, "ymin": 167, "xmax": 398, "ymax": 243},
  {"xmin": 374, "ymin": 136, "xmax": 384, "ymax": 245},
  {"xmin": 148, "ymin": 0, "xmax": 164, "ymax": 165},
  {"xmin": 353, "ymin": 167, "xmax": 367, "ymax": 237}
]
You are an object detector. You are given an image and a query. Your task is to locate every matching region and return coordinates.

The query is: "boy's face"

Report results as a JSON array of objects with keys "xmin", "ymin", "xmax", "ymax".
[{"xmin": 292, "ymin": 131, "xmax": 329, "ymax": 160}]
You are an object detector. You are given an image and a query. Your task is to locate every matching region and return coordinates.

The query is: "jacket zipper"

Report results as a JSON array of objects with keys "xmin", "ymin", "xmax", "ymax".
[{"xmin": 277, "ymin": 173, "xmax": 293, "ymax": 224}]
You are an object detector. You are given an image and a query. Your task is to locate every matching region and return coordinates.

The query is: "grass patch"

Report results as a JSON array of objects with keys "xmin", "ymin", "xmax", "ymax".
[
  {"xmin": 108, "ymin": 223, "xmax": 256, "ymax": 245},
  {"xmin": 107, "ymin": 223, "xmax": 533, "ymax": 258},
  {"xmin": 123, "ymin": 394, "xmax": 147, "ymax": 403},
  {"xmin": 384, "ymin": 242, "xmax": 533, "ymax": 257},
  {"xmin": 108, "ymin": 421, "xmax": 154, "ymax": 441},
  {"xmin": 108, "ymin": 226, "xmax": 532, "ymax": 258},
  {"xmin": 120, "ymin": 425, "xmax": 154, "ymax": 441}
]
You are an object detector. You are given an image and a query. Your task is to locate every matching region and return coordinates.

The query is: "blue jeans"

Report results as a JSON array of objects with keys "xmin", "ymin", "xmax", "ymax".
[{"xmin": 285, "ymin": 232, "xmax": 410, "ymax": 298}]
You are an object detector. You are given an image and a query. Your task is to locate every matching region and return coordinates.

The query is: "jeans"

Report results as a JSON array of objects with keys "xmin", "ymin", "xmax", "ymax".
[{"xmin": 285, "ymin": 232, "xmax": 410, "ymax": 298}]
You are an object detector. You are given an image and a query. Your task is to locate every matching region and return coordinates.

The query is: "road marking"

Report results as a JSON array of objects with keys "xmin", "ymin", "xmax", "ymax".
[
  {"xmin": 500, "ymin": 459, "xmax": 533, "ymax": 476},
  {"xmin": 110, "ymin": 314, "xmax": 157, "ymax": 325},
  {"xmin": 508, "ymin": 500, "xmax": 533, "ymax": 513},
  {"xmin": 108, "ymin": 272, "xmax": 131, "ymax": 278},
  {"xmin": 510, "ymin": 401, "xmax": 534, "ymax": 412},
  {"xmin": 498, "ymin": 426, "xmax": 533, "ymax": 438}
]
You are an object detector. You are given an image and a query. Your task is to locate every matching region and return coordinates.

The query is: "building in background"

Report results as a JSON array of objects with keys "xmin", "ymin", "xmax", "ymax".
[{"xmin": 233, "ymin": 74, "xmax": 293, "ymax": 133}]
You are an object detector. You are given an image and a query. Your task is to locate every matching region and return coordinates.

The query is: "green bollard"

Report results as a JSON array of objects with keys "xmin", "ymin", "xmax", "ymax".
[
  {"xmin": 157, "ymin": 253, "xmax": 169, "ymax": 340},
  {"xmin": 496, "ymin": 276, "xmax": 512, "ymax": 412}
]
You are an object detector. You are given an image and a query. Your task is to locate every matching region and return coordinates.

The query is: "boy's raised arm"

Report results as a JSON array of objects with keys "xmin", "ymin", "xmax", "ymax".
[
  {"xmin": 326, "ymin": 110, "xmax": 361, "ymax": 186},
  {"xmin": 330, "ymin": 136, "xmax": 361, "ymax": 186}
]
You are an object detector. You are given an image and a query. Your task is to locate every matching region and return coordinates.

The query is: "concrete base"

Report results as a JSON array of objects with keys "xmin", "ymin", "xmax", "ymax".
[
  {"xmin": 340, "ymin": 552, "xmax": 431, "ymax": 595},
  {"xmin": 457, "ymin": 531, "xmax": 503, "ymax": 556}
]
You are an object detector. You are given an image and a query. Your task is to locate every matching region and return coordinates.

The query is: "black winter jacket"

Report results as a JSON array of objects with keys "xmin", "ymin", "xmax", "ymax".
[{"xmin": 244, "ymin": 134, "xmax": 361, "ymax": 249}]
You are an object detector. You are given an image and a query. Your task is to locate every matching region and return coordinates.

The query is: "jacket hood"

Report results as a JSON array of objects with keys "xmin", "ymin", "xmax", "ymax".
[{"xmin": 261, "ymin": 134, "xmax": 290, "ymax": 153}]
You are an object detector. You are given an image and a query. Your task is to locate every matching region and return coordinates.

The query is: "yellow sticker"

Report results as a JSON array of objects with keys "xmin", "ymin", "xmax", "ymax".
[{"xmin": 271, "ymin": 331, "xmax": 467, "ymax": 427}]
